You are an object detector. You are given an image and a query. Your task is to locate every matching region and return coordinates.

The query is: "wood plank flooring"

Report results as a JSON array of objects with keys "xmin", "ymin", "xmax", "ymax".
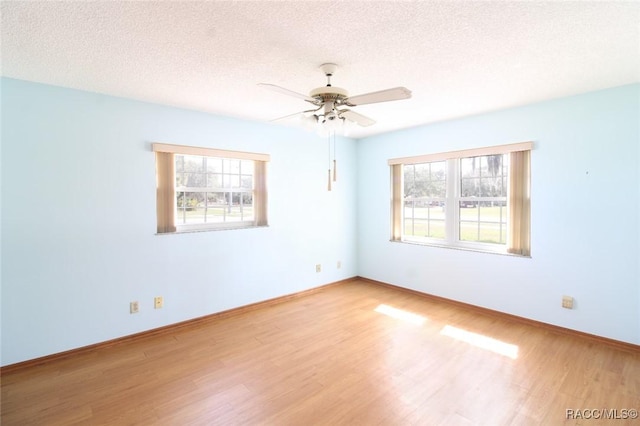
[{"xmin": 2, "ymin": 279, "xmax": 639, "ymax": 425}]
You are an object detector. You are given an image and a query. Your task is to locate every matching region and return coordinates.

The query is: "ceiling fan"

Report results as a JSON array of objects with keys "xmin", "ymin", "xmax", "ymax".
[{"xmin": 259, "ymin": 63, "xmax": 412, "ymax": 130}]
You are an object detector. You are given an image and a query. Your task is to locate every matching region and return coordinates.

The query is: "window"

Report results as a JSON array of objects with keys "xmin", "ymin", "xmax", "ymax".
[
  {"xmin": 153, "ymin": 143, "xmax": 269, "ymax": 233},
  {"xmin": 390, "ymin": 142, "xmax": 532, "ymax": 256}
]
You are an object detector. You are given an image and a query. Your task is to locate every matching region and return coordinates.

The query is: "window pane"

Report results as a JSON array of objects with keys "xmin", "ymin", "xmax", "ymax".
[
  {"xmin": 183, "ymin": 172, "xmax": 206, "ymax": 187},
  {"xmin": 478, "ymin": 222, "xmax": 504, "ymax": 244},
  {"xmin": 460, "ymin": 157, "xmax": 480, "ymax": 178},
  {"xmin": 404, "ymin": 218, "xmax": 417, "ymax": 235},
  {"xmin": 175, "ymin": 155, "xmax": 185, "ymax": 172},
  {"xmin": 429, "ymin": 203, "xmax": 446, "ymax": 220},
  {"xmin": 227, "ymin": 204, "xmax": 243, "ymax": 219},
  {"xmin": 222, "ymin": 174, "xmax": 241, "ymax": 188},
  {"xmin": 428, "ymin": 220, "xmax": 446, "ymax": 239},
  {"xmin": 177, "ymin": 192, "xmax": 201, "ymax": 210},
  {"xmin": 461, "ymin": 178, "xmax": 480, "ymax": 197},
  {"xmin": 207, "ymin": 173, "xmax": 222, "ymax": 188},
  {"xmin": 241, "ymin": 193, "xmax": 254, "ymax": 221},
  {"xmin": 183, "ymin": 155, "xmax": 205, "ymax": 173},
  {"xmin": 479, "ymin": 203, "xmax": 504, "ymax": 222},
  {"xmin": 224, "ymin": 159, "xmax": 240, "ymax": 174},
  {"xmin": 486, "ymin": 154, "xmax": 504, "ymax": 178},
  {"xmin": 459, "ymin": 221, "xmax": 479, "ymax": 242},
  {"xmin": 241, "ymin": 175, "xmax": 253, "ymax": 189},
  {"xmin": 176, "ymin": 172, "xmax": 186, "ymax": 187},
  {"xmin": 208, "ymin": 192, "xmax": 226, "ymax": 205},
  {"xmin": 176, "ymin": 191, "xmax": 186, "ymax": 208},
  {"xmin": 241, "ymin": 160, "xmax": 253, "ymax": 173},
  {"xmin": 207, "ymin": 158, "xmax": 223, "ymax": 173},
  {"xmin": 478, "ymin": 176, "xmax": 506, "ymax": 196},
  {"xmin": 479, "ymin": 179, "xmax": 492, "ymax": 197}
]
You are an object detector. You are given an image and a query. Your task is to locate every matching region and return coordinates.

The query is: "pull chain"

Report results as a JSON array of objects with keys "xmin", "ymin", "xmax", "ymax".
[
  {"xmin": 333, "ymin": 130, "xmax": 337, "ymax": 182},
  {"xmin": 327, "ymin": 130, "xmax": 332, "ymax": 191}
]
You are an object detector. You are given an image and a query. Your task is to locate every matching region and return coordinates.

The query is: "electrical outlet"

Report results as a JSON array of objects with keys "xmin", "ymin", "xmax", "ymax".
[
  {"xmin": 562, "ymin": 295, "xmax": 574, "ymax": 309},
  {"xmin": 315, "ymin": 264, "xmax": 321, "ymax": 273},
  {"xmin": 154, "ymin": 296, "xmax": 164, "ymax": 309},
  {"xmin": 130, "ymin": 301, "xmax": 139, "ymax": 314},
  {"xmin": 337, "ymin": 261, "xmax": 341, "ymax": 269}
]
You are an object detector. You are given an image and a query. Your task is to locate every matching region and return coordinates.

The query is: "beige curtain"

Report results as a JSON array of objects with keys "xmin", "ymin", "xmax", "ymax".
[
  {"xmin": 253, "ymin": 161, "xmax": 268, "ymax": 226},
  {"xmin": 156, "ymin": 152, "xmax": 176, "ymax": 233},
  {"xmin": 390, "ymin": 164, "xmax": 403, "ymax": 241},
  {"xmin": 508, "ymin": 150, "xmax": 531, "ymax": 256}
]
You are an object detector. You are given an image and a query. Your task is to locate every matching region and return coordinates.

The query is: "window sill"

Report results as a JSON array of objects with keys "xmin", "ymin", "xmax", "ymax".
[
  {"xmin": 156, "ymin": 224, "xmax": 269, "ymax": 235},
  {"xmin": 390, "ymin": 239, "xmax": 531, "ymax": 258}
]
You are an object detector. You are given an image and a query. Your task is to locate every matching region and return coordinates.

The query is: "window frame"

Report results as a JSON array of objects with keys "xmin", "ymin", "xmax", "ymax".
[
  {"xmin": 153, "ymin": 143, "xmax": 269, "ymax": 234},
  {"xmin": 389, "ymin": 142, "xmax": 532, "ymax": 256}
]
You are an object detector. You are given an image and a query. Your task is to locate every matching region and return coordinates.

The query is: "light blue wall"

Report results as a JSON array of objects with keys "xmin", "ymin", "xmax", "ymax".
[
  {"xmin": 2, "ymin": 80, "xmax": 639, "ymax": 366},
  {"xmin": 1, "ymin": 78, "xmax": 358, "ymax": 366},
  {"xmin": 357, "ymin": 84, "xmax": 640, "ymax": 345}
]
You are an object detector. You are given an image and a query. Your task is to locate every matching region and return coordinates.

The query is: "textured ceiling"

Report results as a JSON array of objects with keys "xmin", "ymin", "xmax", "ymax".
[{"xmin": 2, "ymin": 1, "xmax": 639, "ymax": 139}]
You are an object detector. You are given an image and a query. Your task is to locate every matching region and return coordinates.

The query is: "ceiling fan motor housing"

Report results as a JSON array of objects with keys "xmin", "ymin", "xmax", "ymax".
[{"xmin": 309, "ymin": 86, "xmax": 349, "ymax": 104}]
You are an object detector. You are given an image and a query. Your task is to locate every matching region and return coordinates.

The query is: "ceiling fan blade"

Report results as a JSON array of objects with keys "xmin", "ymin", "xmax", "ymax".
[
  {"xmin": 270, "ymin": 108, "xmax": 320, "ymax": 122},
  {"xmin": 344, "ymin": 87, "xmax": 411, "ymax": 106},
  {"xmin": 258, "ymin": 83, "xmax": 316, "ymax": 103},
  {"xmin": 269, "ymin": 111, "xmax": 304, "ymax": 122},
  {"xmin": 340, "ymin": 109, "xmax": 376, "ymax": 127}
]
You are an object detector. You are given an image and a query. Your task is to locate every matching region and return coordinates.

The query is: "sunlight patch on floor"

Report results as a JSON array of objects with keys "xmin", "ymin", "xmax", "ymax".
[
  {"xmin": 374, "ymin": 304, "xmax": 427, "ymax": 326},
  {"xmin": 440, "ymin": 325, "xmax": 519, "ymax": 359}
]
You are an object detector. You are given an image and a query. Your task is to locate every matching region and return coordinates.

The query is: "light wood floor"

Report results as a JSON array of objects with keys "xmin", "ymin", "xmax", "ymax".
[{"xmin": 2, "ymin": 279, "xmax": 639, "ymax": 425}]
